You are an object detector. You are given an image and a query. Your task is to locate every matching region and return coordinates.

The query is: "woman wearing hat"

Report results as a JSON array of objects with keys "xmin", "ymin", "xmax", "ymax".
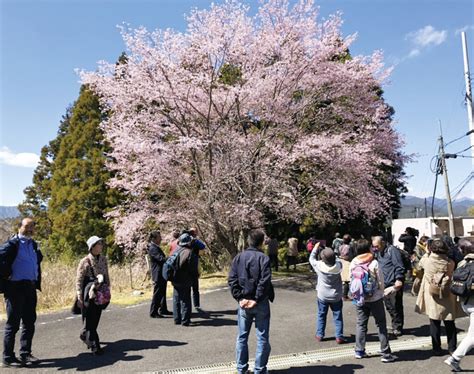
[{"xmin": 75, "ymin": 236, "xmax": 110, "ymax": 355}]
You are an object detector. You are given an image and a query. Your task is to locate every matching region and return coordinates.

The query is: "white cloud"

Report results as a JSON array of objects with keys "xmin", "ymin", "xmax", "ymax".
[
  {"xmin": 407, "ymin": 25, "xmax": 447, "ymax": 47},
  {"xmin": 455, "ymin": 25, "xmax": 474, "ymax": 35},
  {"xmin": 0, "ymin": 147, "xmax": 39, "ymax": 168}
]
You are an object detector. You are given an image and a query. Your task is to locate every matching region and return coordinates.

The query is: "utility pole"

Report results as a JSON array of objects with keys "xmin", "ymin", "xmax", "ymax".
[
  {"xmin": 461, "ymin": 32, "xmax": 474, "ymax": 168},
  {"xmin": 439, "ymin": 135, "xmax": 456, "ymax": 237}
]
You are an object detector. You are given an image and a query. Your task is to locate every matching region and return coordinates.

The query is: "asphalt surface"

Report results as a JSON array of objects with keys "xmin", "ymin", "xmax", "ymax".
[{"xmin": 0, "ymin": 273, "xmax": 472, "ymax": 373}]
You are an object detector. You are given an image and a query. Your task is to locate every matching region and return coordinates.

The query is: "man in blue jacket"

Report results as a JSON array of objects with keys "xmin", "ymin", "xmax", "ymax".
[
  {"xmin": 228, "ymin": 229, "xmax": 274, "ymax": 374},
  {"xmin": 0, "ymin": 218, "xmax": 42, "ymax": 368},
  {"xmin": 372, "ymin": 236, "xmax": 405, "ymax": 337}
]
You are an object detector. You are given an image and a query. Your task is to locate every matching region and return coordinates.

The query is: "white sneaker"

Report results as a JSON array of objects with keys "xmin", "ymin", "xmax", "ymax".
[{"xmin": 444, "ymin": 356, "xmax": 461, "ymax": 372}]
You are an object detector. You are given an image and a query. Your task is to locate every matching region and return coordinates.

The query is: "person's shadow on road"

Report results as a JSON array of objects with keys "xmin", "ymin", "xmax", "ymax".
[
  {"xmin": 35, "ymin": 339, "xmax": 187, "ymax": 371},
  {"xmin": 191, "ymin": 309, "xmax": 237, "ymax": 327},
  {"xmin": 271, "ymin": 363, "xmax": 364, "ymax": 373}
]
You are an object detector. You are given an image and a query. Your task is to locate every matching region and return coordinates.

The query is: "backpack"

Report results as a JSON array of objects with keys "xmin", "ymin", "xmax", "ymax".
[
  {"xmin": 339, "ymin": 244, "xmax": 352, "ymax": 260},
  {"xmin": 350, "ymin": 261, "xmax": 378, "ymax": 306},
  {"xmin": 428, "ymin": 270, "xmax": 451, "ymax": 299},
  {"xmin": 162, "ymin": 248, "xmax": 183, "ymax": 281},
  {"xmin": 450, "ymin": 260, "xmax": 474, "ymax": 300},
  {"xmin": 388, "ymin": 245, "xmax": 411, "ymax": 274}
]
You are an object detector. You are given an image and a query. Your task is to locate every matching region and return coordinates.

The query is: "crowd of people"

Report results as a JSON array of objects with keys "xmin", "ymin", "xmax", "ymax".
[{"xmin": 0, "ymin": 218, "xmax": 472, "ymax": 374}]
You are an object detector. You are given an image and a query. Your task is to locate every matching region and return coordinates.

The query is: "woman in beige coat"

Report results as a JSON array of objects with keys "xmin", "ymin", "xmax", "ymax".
[{"xmin": 415, "ymin": 239, "xmax": 465, "ymax": 355}]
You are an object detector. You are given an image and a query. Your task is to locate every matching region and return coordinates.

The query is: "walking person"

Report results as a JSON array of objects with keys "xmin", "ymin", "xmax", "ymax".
[
  {"xmin": 309, "ymin": 245, "xmax": 345, "ymax": 343},
  {"xmin": 444, "ymin": 239, "xmax": 474, "ymax": 371},
  {"xmin": 76, "ymin": 236, "xmax": 111, "ymax": 355},
  {"xmin": 415, "ymin": 239, "xmax": 464, "ymax": 355},
  {"xmin": 286, "ymin": 237, "xmax": 298, "ymax": 271},
  {"xmin": 228, "ymin": 229, "xmax": 274, "ymax": 374},
  {"xmin": 0, "ymin": 218, "xmax": 42, "ymax": 367},
  {"xmin": 372, "ymin": 236, "xmax": 405, "ymax": 337},
  {"xmin": 148, "ymin": 231, "xmax": 171, "ymax": 318},
  {"xmin": 350, "ymin": 239, "xmax": 396, "ymax": 363},
  {"xmin": 171, "ymin": 233, "xmax": 199, "ymax": 326},
  {"xmin": 266, "ymin": 236, "xmax": 279, "ymax": 272}
]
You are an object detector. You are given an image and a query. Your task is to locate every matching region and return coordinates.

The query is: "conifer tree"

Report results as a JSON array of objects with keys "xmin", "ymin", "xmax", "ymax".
[{"xmin": 45, "ymin": 86, "xmax": 122, "ymax": 261}]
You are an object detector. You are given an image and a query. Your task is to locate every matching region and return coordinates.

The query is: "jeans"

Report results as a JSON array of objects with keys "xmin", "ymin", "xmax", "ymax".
[
  {"xmin": 3, "ymin": 281, "xmax": 37, "ymax": 360},
  {"xmin": 383, "ymin": 287, "xmax": 404, "ymax": 332},
  {"xmin": 355, "ymin": 298, "xmax": 391, "ymax": 354},
  {"xmin": 236, "ymin": 299, "xmax": 271, "ymax": 374},
  {"xmin": 452, "ymin": 309, "xmax": 473, "ymax": 361},
  {"xmin": 430, "ymin": 319, "xmax": 457, "ymax": 352},
  {"xmin": 316, "ymin": 299, "xmax": 343, "ymax": 339},
  {"xmin": 173, "ymin": 285, "xmax": 191, "ymax": 325}
]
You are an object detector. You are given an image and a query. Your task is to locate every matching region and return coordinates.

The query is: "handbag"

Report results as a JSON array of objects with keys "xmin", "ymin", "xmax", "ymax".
[
  {"xmin": 71, "ymin": 295, "xmax": 82, "ymax": 314},
  {"xmin": 86, "ymin": 257, "xmax": 111, "ymax": 308}
]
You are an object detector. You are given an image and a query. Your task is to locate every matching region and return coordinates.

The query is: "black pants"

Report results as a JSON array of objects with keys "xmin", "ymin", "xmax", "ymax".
[
  {"xmin": 192, "ymin": 277, "xmax": 200, "ymax": 308},
  {"xmin": 384, "ymin": 287, "xmax": 404, "ymax": 332},
  {"xmin": 3, "ymin": 281, "xmax": 37, "ymax": 360},
  {"xmin": 81, "ymin": 301, "xmax": 102, "ymax": 349},
  {"xmin": 286, "ymin": 256, "xmax": 297, "ymax": 270},
  {"xmin": 269, "ymin": 254, "xmax": 278, "ymax": 271},
  {"xmin": 150, "ymin": 276, "xmax": 168, "ymax": 315},
  {"xmin": 430, "ymin": 319, "xmax": 457, "ymax": 352},
  {"xmin": 173, "ymin": 285, "xmax": 192, "ymax": 325}
]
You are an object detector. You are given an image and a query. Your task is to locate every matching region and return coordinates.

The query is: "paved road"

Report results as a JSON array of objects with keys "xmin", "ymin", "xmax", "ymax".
[{"xmin": 0, "ymin": 274, "xmax": 472, "ymax": 373}]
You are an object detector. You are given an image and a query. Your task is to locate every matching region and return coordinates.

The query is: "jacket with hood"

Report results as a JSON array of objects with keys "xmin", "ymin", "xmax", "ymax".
[
  {"xmin": 309, "ymin": 247, "xmax": 343, "ymax": 302},
  {"xmin": 350, "ymin": 253, "xmax": 385, "ymax": 303}
]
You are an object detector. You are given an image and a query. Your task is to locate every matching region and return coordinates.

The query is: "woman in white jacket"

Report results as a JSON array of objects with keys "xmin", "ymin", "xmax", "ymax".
[{"xmin": 444, "ymin": 239, "xmax": 474, "ymax": 372}]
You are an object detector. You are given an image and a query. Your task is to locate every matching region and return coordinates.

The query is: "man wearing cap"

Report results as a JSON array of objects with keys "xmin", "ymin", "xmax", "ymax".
[
  {"xmin": 75, "ymin": 235, "xmax": 110, "ymax": 354},
  {"xmin": 228, "ymin": 229, "xmax": 274, "ymax": 374},
  {"xmin": 171, "ymin": 233, "xmax": 199, "ymax": 326},
  {"xmin": 0, "ymin": 217, "xmax": 43, "ymax": 368},
  {"xmin": 148, "ymin": 231, "xmax": 171, "ymax": 318}
]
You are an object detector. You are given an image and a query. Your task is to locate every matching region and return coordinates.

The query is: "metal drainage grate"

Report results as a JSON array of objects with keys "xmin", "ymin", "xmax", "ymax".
[{"xmin": 148, "ymin": 333, "xmax": 467, "ymax": 374}]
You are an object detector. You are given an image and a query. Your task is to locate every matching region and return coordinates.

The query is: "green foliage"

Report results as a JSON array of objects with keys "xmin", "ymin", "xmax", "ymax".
[
  {"xmin": 218, "ymin": 63, "xmax": 243, "ymax": 86},
  {"xmin": 468, "ymin": 206, "xmax": 474, "ymax": 217},
  {"xmin": 19, "ymin": 86, "xmax": 123, "ymax": 263}
]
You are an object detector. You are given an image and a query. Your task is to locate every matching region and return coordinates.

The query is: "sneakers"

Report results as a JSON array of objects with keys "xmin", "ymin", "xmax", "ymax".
[
  {"xmin": 381, "ymin": 353, "xmax": 397, "ymax": 363},
  {"xmin": 20, "ymin": 353, "xmax": 40, "ymax": 366},
  {"xmin": 444, "ymin": 356, "xmax": 462, "ymax": 372},
  {"xmin": 1, "ymin": 356, "xmax": 22, "ymax": 368},
  {"xmin": 336, "ymin": 337, "xmax": 347, "ymax": 344},
  {"xmin": 355, "ymin": 350, "xmax": 368, "ymax": 359}
]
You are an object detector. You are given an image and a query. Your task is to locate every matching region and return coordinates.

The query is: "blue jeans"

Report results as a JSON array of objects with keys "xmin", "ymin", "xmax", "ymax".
[
  {"xmin": 236, "ymin": 299, "xmax": 271, "ymax": 374},
  {"xmin": 316, "ymin": 299, "xmax": 343, "ymax": 339}
]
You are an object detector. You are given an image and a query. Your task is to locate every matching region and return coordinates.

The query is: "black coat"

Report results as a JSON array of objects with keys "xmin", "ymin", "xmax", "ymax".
[
  {"xmin": 0, "ymin": 235, "xmax": 43, "ymax": 292},
  {"xmin": 148, "ymin": 242, "xmax": 167, "ymax": 283}
]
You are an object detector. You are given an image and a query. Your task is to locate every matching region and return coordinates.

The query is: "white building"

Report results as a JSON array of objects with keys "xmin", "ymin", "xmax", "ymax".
[{"xmin": 391, "ymin": 217, "xmax": 474, "ymax": 246}]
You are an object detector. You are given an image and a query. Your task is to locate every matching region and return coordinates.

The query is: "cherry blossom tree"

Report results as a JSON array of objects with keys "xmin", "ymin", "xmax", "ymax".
[{"xmin": 81, "ymin": 0, "xmax": 407, "ymax": 261}]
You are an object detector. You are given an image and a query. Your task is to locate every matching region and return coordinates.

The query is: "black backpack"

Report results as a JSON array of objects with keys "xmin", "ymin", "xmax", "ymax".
[
  {"xmin": 450, "ymin": 259, "xmax": 474, "ymax": 300},
  {"xmin": 162, "ymin": 248, "xmax": 183, "ymax": 282}
]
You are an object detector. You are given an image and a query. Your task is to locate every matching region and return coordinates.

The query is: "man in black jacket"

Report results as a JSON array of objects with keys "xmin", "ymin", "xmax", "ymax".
[
  {"xmin": 228, "ymin": 229, "xmax": 274, "ymax": 374},
  {"xmin": 148, "ymin": 231, "xmax": 171, "ymax": 318},
  {"xmin": 372, "ymin": 236, "xmax": 405, "ymax": 337},
  {"xmin": 0, "ymin": 218, "xmax": 43, "ymax": 368}
]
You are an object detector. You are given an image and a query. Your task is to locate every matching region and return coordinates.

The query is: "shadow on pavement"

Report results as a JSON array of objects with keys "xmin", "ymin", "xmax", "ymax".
[
  {"xmin": 191, "ymin": 309, "xmax": 237, "ymax": 327},
  {"xmin": 36, "ymin": 339, "xmax": 187, "ymax": 371},
  {"xmin": 271, "ymin": 363, "xmax": 364, "ymax": 373}
]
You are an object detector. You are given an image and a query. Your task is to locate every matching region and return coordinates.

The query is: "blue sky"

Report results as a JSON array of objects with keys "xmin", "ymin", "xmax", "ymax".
[{"xmin": 1, "ymin": 0, "xmax": 473, "ymax": 207}]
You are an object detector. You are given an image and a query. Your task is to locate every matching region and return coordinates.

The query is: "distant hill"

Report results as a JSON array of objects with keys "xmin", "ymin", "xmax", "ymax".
[
  {"xmin": 399, "ymin": 195, "xmax": 474, "ymax": 218},
  {"xmin": 0, "ymin": 206, "xmax": 20, "ymax": 219}
]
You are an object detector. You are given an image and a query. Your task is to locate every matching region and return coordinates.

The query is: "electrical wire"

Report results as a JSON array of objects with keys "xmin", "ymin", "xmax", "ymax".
[{"xmin": 454, "ymin": 144, "xmax": 473, "ymax": 155}]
